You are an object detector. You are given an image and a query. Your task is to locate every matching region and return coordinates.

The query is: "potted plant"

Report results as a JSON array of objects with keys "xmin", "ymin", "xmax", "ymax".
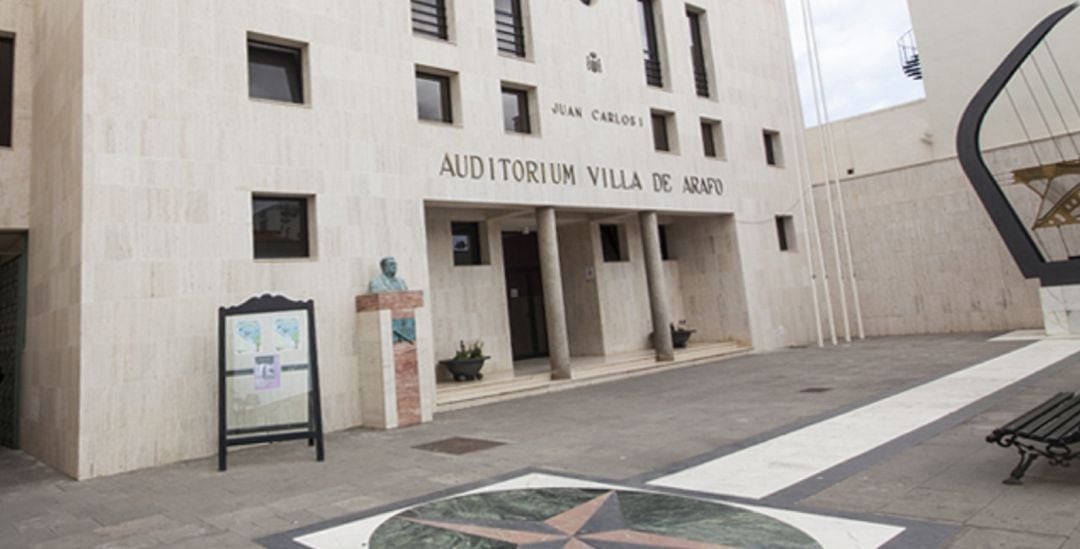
[
  {"xmin": 440, "ymin": 340, "xmax": 489, "ymax": 381},
  {"xmin": 671, "ymin": 320, "xmax": 696, "ymax": 349}
]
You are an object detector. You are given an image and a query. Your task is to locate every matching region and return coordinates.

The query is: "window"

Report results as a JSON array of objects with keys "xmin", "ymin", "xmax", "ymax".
[
  {"xmin": 416, "ymin": 71, "xmax": 453, "ymax": 124},
  {"xmin": 600, "ymin": 224, "xmax": 625, "ymax": 262},
  {"xmin": 253, "ymin": 196, "xmax": 311, "ymax": 259},
  {"xmin": 687, "ymin": 8, "xmax": 710, "ymax": 97},
  {"xmin": 501, "ymin": 86, "xmax": 531, "ymax": 134},
  {"xmin": 701, "ymin": 119, "xmax": 724, "ymax": 159},
  {"xmin": 776, "ymin": 216, "xmax": 795, "ymax": 252},
  {"xmin": 248, "ymin": 39, "xmax": 304, "ymax": 104},
  {"xmin": 659, "ymin": 224, "xmax": 672, "ymax": 260},
  {"xmin": 638, "ymin": 0, "xmax": 663, "ymax": 87},
  {"xmin": 412, "ymin": 0, "xmax": 449, "ymax": 40},
  {"xmin": 495, "ymin": 0, "xmax": 526, "ymax": 57},
  {"xmin": 452, "ymin": 222, "xmax": 483, "ymax": 266},
  {"xmin": 764, "ymin": 130, "xmax": 783, "ymax": 166},
  {"xmin": 0, "ymin": 36, "xmax": 12, "ymax": 147},
  {"xmin": 651, "ymin": 111, "xmax": 674, "ymax": 153}
]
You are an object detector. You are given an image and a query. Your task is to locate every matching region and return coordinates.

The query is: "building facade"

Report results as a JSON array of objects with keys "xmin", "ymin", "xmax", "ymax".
[
  {"xmin": 804, "ymin": 0, "xmax": 1080, "ymax": 339},
  {"xmin": 0, "ymin": 0, "xmax": 817, "ymax": 479}
]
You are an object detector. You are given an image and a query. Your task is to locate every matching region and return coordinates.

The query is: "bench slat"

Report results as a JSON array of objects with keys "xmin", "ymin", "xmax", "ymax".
[
  {"xmin": 1032, "ymin": 398, "xmax": 1080, "ymax": 441},
  {"xmin": 999, "ymin": 392, "xmax": 1074, "ymax": 436}
]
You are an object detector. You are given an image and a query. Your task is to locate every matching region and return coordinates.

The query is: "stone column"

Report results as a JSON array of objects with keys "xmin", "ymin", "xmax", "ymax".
[
  {"xmin": 356, "ymin": 291, "xmax": 425, "ymax": 429},
  {"xmin": 640, "ymin": 211, "xmax": 675, "ymax": 361},
  {"xmin": 537, "ymin": 207, "xmax": 572, "ymax": 379}
]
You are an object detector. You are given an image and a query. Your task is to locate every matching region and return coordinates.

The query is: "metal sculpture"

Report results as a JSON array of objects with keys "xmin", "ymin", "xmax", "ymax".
[{"xmin": 957, "ymin": 2, "xmax": 1080, "ymax": 286}]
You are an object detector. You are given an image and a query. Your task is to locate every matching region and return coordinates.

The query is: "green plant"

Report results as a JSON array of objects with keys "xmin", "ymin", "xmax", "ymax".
[{"xmin": 454, "ymin": 340, "xmax": 485, "ymax": 361}]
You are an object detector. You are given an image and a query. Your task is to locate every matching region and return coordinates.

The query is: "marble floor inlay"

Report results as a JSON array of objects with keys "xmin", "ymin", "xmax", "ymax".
[{"xmin": 287, "ymin": 473, "xmax": 905, "ymax": 549}]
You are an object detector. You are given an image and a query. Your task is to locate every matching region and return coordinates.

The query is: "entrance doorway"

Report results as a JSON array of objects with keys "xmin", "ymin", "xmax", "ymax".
[
  {"xmin": 502, "ymin": 232, "xmax": 548, "ymax": 360},
  {"xmin": 0, "ymin": 233, "xmax": 25, "ymax": 449}
]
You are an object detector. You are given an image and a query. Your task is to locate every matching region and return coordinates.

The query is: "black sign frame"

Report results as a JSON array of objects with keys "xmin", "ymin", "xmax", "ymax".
[{"xmin": 218, "ymin": 294, "xmax": 325, "ymax": 471}]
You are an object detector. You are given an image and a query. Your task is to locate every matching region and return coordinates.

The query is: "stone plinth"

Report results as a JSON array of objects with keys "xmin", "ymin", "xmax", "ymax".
[
  {"xmin": 356, "ymin": 290, "xmax": 425, "ymax": 429},
  {"xmin": 1041, "ymin": 285, "xmax": 1080, "ymax": 336}
]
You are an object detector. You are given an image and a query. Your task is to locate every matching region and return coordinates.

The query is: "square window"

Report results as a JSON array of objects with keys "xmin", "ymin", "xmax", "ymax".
[
  {"xmin": 659, "ymin": 224, "xmax": 672, "ymax": 260},
  {"xmin": 701, "ymin": 119, "xmax": 724, "ymax": 159},
  {"xmin": 600, "ymin": 224, "xmax": 625, "ymax": 262},
  {"xmin": 417, "ymin": 71, "xmax": 453, "ymax": 124},
  {"xmin": 776, "ymin": 215, "xmax": 795, "ymax": 252},
  {"xmin": 501, "ymin": 86, "xmax": 531, "ymax": 134},
  {"xmin": 651, "ymin": 111, "xmax": 674, "ymax": 153},
  {"xmin": 764, "ymin": 130, "xmax": 784, "ymax": 166},
  {"xmin": 452, "ymin": 222, "xmax": 484, "ymax": 266},
  {"xmin": 412, "ymin": 0, "xmax": 449, "ymax": 40},
  {"xmin": 0, "ymin": 36, "xmax": 12, "ymax": 147},
  {"xmin": 248, "ymin": 39, "xmax": 305, "ymax": 104},
  {"xmin": 253, "ymin": 196, "xmax": 311, "ymax": 259}
]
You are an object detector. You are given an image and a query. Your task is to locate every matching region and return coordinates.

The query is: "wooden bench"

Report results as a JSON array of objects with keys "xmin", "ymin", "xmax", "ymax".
[{"xmin": 986, "ymin": 392, "xmax": 1080, "ymax": 484}]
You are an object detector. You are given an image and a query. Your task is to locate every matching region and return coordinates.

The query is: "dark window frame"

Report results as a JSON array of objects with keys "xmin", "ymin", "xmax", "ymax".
[
  {"xmin": 652, "ymin": 112, "xmax": 672, "ymax": 153},
  {"xmin": 412, "ymin": 0, "xmax": 449, "ymax": 40},
  {"xmin": 600, "ymin": 224, "xmax": 626, "ymax": 263},
  {"xmin": 452, "ymin": 222, "xmax": 484, "ymax": 266},
  {"xmin": 501, "ymin": 86, "xmax": 531, "ymax": 134},
  {"xmin": 764, "ymin": 130, "xmax": 782, "ymax": 166},
  {"xmin": 776, "ymin": 215, "xmax": 795, "ymax": 252},
  {"xmin": 701, "ymin": 119, "xmax": 719, "ymax": 158},
  {"xmin": 252, "ymin": 195, "xmax": 312, "ymax": 260},
  {"xmin": 0, "ymin": 35, "xmax": 12, "ymax": 147},
  {"xmin": 495, "ymin": 0, "xmax": 526, "ymax": 57},
  {"xmin": 687, "ymin": 8, "xmax": 710, "ymax": 97},
  {"xmin": 416, "ymin": 71, "xmax": 454, "ymax": 124},
  {"xmin": 638, "ymin": 0, "xmax": 664, "ymax": 88},
  {"xmin": 247, "ymin": 38, "xmax": 305, "ymax": 105}
]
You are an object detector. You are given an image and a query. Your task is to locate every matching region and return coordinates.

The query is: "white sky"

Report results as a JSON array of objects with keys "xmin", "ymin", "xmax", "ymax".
[{"xmin": 784, "ymin": 0, "xmax": 926, "ymax": 126}]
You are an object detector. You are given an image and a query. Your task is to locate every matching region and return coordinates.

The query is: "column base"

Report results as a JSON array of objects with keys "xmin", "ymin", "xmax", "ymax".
[{"xmin": 1040, "ymin": 285, "xmax": 1080, "ymax": 336}]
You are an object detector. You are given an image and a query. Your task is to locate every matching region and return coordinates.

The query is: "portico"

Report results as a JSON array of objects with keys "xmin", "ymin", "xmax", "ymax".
[{"xmin": 425, "ymin": 203, "xmax": 752, "ymax": 406}]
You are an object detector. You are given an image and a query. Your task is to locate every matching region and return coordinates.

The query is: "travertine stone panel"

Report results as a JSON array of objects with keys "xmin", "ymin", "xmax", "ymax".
[
  {"xmin": 0, "ymin": 0, "xmax": 33, "ymax": 230},
  {"xmin": 557, "ymin": 222, "xmax": 604, "ymax": 357},
  {"xmin": 594, "ymin": 218, "xmax": 653, "ymax": 355},
  {"xmin": 670, "ymin": 217, "xmax": 752, "ymax": 345},
  {"xmin": 21, "ymin": 0, "xmax": 83, "ymax": 478},
  {"xmin": 425, "ymin": 208, "xmax": 513, "ymax": 380},
  {"xmin": 812, "ymin": 148, "xmax": 1042, "ymax": 337}
]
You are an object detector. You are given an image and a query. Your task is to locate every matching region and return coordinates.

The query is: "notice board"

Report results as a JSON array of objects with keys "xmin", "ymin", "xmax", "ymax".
[{"xmin": 218, "ymin": 294, "xmax": 325, "ymax": 470}]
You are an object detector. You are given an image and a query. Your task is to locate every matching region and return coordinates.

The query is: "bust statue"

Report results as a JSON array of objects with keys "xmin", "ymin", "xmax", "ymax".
[{"xmin": 369, "ymin": 256, "xmax": 408, "ymax": 294}]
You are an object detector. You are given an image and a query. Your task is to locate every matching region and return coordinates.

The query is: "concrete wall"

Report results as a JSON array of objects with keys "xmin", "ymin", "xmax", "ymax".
[
  {"xmin": 810, "ymin": 152, "xmax": 1043, "ymax": 338},
  {"xmin": 21, "ymin": 0, "xmax": 83, "ymax": 478},
  {"xmin": 595, "ymin": 218, "xmax": 654, "ymax": 355},
  {"xmin": 0, "ymin": 0, "xmax": 31, "ymax": 230},
  {"xmin": 908, "ymin": 0, "xmax": 1080, "ymax": 158},
  {"xmin": 558, "ymin": 221, "xmax": 605, "ymax": 357},
  {"xmin": 671, "ymin": 216, "xmax": 752, "ymax": 345},
  {"xmin": 806, "ymin": 100, "xmax": 935, "ymax": 181},
  {"xmin": 426, "ymin": 208, "xmax": 513, "ymax": 380}
]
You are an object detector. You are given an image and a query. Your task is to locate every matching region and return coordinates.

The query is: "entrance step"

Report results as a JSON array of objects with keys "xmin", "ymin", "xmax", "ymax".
[{"xmin": 435, "ymin": 341, "xmax": 750, "ymax": 414}]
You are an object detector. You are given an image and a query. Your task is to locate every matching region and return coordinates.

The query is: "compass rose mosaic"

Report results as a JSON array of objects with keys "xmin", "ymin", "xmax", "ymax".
[{"xmin": 368, "ymin": 488, "xmax": 821, "ymax": 548}]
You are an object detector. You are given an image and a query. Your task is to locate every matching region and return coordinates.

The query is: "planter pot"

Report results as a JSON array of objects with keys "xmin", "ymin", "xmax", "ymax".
[
  {"xmin": 441, "ymin": 357, "xmax": 489, "ymax": 381},
  {"xmin": 671, "ymin": 329, "xmax": 696, "ymax": 349}
]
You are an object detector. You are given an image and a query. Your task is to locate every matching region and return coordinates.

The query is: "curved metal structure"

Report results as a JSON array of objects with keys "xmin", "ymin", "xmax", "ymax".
[{"xmin": 957, "ymin": 2, "xmax": 1080, "ymax": 286}]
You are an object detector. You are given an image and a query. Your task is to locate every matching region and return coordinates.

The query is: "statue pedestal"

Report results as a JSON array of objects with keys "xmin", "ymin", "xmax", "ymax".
[
  {"xmin": 1041, "ymin": 285, "xmax": 1080, "ymax": 336},
  {"xmin": 356, "ymin": 291, "xmax": 425, "ymax": 429}
]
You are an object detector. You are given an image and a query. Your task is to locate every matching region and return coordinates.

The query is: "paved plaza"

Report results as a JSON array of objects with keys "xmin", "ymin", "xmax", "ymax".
[{"xmin": 2, "ymin": 333, "xmax": 1080, "ymax": 548}]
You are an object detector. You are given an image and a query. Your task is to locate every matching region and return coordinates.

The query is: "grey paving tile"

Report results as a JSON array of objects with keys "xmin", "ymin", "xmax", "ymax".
[
  {"xmin": 949, "ymin": 527, "xmax": 1066, "ymax": 549},
  {"xmin": 966, "ymin": 484, "xmax": 1080, "ymax": 537},
  {"xmin": 0, "ymin": 335, "xmax": 1074, "ymax": 548}
]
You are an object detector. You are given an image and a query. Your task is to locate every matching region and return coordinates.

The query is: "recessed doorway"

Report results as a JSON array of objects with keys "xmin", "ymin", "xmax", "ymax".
[
  {"xmin": 502, "ymin": 232, "xmax": 548, "ymax": 360},
  {"xmin": 0, "ymin": 233, "xmax": 26, "ymax": 449}
]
